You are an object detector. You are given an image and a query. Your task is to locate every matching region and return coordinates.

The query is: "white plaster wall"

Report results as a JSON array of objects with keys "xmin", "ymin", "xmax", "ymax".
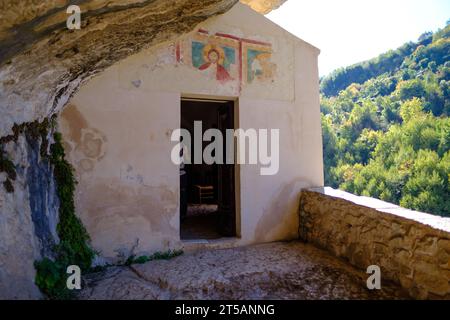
[{"xmin": 58, "ymin": 3, "xmax": 323, "ymax": 260}]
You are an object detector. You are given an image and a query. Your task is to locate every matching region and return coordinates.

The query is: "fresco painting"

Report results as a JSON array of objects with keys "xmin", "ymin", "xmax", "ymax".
[
  {"xmin": 191, "ymin": 41, "xmax": 236, "ymax": 82},
  {"xmin": 246, "ymin": 48, "xmax": 275, "ymax": 83},
  {"xmin": 177, "ymin": 29, "xmax": 275, "ymax": 89}
]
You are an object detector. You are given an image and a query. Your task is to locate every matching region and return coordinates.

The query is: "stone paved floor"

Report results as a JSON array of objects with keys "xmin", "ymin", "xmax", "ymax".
[
  {"xmin": 78, "ymin": 241, "xmax": 410, "ymax": 300},
  {"xmin": 181, "ymin": 204, "xmax": 221, "ymax": 240}
]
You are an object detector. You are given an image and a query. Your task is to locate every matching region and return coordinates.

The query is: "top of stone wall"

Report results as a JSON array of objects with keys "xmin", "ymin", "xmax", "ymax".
[{"xmin": 308, "ymin": 187, "xmax": 450, "ymax": 233}]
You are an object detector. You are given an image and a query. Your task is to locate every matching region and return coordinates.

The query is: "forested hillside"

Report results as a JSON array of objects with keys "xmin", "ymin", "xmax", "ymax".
[{"xmin": 320, "ymin": 22, "xmax": 450, "ymax": 217}]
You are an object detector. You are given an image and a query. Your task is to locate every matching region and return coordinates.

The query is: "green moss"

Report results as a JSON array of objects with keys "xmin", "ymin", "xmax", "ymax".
[
  {"xmin": 50, "ymin": 132, "xmax": 94, "ymax": 270},
  {"xmin": 35, "ymin": 130, "xmax": 94, "ymax": 300},
  {"xmin": 0, "ymin": 118, "xmax": 93, "ymax": 298}
]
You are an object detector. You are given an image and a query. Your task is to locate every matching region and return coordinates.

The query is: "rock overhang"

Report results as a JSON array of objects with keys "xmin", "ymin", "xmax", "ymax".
[{"xmin": 0, "ymin": 0, "xmax": 286, "ymax": 137}]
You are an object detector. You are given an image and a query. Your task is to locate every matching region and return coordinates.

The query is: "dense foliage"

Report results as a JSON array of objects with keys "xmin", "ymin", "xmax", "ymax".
[
  {"xmin": 35, "ymin": 130, "xmax": 95, "ymax": 299},
  {"xmin": 321, "ymin": 22, "xmax": 450, "ymax": 217}
]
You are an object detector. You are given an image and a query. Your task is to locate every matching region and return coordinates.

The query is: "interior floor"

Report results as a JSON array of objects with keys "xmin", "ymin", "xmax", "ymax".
[
  {"xmin": 180, "ymin": 204, "xmax": 221, "ymax": 240},
  {"xmin": 180, "ymin": 99, "xmax": 236, "ymax": 240}
]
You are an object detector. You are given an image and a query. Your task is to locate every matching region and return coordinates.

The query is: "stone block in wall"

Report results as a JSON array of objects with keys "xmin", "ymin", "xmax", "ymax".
[{"xmin": 299, "ymin": 187, "xmax": 450, "ymax": 299}]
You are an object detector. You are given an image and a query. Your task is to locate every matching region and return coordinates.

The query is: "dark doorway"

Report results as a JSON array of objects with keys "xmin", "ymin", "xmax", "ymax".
[{"xmin": 180, "ymin": 98, "xmax": 236, "ymax": 240}]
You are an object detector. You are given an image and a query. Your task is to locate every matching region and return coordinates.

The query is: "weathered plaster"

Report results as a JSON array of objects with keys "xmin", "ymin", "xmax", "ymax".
[
  {"xmin": 0, "ymin": 0, "xmax": 289, "ymax": 300},
  {"xmin": 59, "ymin": 3, "xmax": 323, "ymax": 260},
  {"xmin": 0, "ymin": 0, "xmax": 243, "ymax": 138},
  {"xmin": 0, "ymin": 0, "xmax": 286, "ymax": 139}
]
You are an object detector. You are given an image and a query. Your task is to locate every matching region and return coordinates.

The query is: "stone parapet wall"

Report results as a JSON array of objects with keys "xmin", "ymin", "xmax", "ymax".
[{"xmin": 299, "ymin": 187, "xmax": 450, "ymax": 299}]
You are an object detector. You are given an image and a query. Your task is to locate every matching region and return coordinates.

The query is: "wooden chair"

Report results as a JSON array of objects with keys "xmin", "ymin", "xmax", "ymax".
[{"xmin": 194, "ymin": 185, "xmax": 214, "ymax": 204}]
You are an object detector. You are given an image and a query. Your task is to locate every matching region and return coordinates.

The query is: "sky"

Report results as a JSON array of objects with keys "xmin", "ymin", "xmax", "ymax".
[{"xmin": 266, "ymin": 0, "xmax": 450, "ymax": 76}]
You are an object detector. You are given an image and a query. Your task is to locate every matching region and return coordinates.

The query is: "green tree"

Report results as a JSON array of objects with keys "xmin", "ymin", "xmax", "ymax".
[{"xmin": 320, "ymin": 21, "xmax": 450, "ymax": 217}]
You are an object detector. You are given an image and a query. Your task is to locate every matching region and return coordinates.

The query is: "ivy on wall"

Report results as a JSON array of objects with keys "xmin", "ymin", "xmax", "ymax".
[
  {"xmin": 35, "ymin": 127, "xmax": 94, "ymax": 299},
  {"xmin": 0, "ymin": 116, "xmax": 94, "ymax": 299}
]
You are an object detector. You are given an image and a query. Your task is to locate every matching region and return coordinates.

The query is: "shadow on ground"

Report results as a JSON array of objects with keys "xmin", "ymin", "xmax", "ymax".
[{"xmin": 78, "ymin": 241, "xmax": 409, "ymax": 300}]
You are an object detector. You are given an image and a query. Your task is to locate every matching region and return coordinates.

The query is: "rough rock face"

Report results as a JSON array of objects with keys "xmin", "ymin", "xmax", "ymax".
[
  {"xmin": 78, "ymin": 241, "xmax": 408, "ymax": 300},
  {"xmin": 0, "ymin": 125, "xmax": 59, "ymax": 299},
  {"xmin": 0, "ymin": 0, "xmax": 281, "ymax": 138},
  {"xmin": 299, "ymin": 189, "xmax": 450, "ymax": 299},
  {"xmin": 0, "ymin": 0, "xmax": 242, "ymax": 138},
  {"xmin": 0, "ymin": 0, "xmax": 284, "ymax": 299}
]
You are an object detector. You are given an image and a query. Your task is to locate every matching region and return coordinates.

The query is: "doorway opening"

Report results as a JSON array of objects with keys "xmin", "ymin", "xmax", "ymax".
[{"xmin": 180, "ymin": 98, "xmax": 236, "ymax": 240}]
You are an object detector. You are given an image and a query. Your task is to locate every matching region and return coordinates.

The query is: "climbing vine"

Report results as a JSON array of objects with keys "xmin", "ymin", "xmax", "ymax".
[
  {"xmin": 34, "ymin": 123, "xmax": 94, "ymax": 299},
  {"xmin": 50, "ymin": 132, "xmax": 94, "ymax": 270},
  {"xmin": 0, "ymin": 117, "xmax": 94, "ymax": 299}
]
